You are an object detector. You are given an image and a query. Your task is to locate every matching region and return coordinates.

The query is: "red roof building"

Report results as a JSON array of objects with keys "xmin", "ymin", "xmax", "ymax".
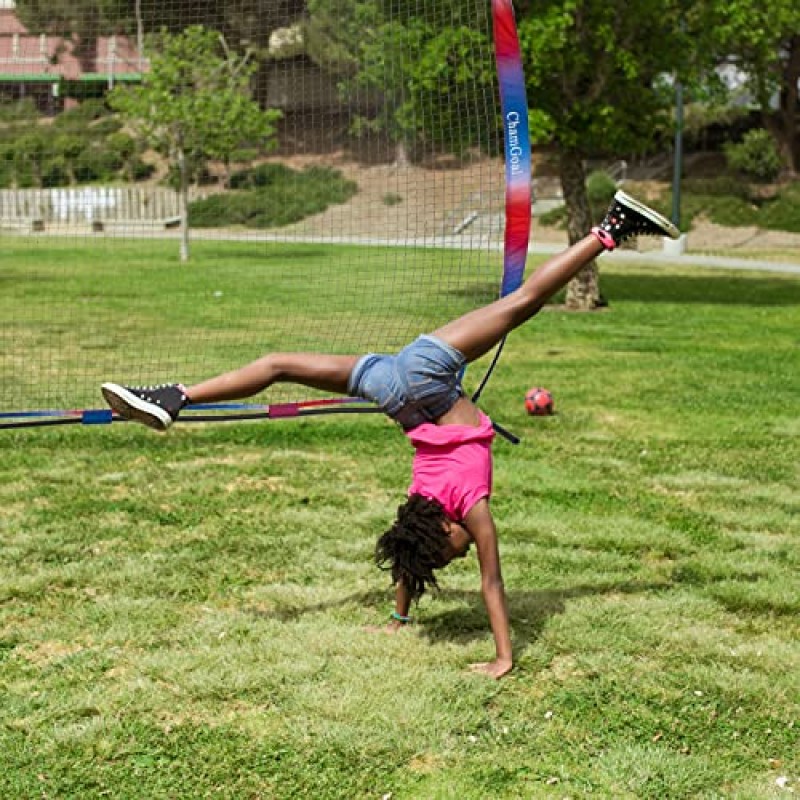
[{"xmin": 0, "ymin": 2, "xmax": 146, "ymax": 111}]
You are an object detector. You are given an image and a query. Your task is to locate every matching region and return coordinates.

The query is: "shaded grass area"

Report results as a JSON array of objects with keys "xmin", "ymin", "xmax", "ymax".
[{"xmin": 1, "ymin": 257, "xmax": 799, "ymax": 798}]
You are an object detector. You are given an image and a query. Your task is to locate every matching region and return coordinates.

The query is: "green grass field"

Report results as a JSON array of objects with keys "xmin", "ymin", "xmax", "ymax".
[
  {"xmin": 1, "ymin": 243, "xmax": 799, "ymax": 798},
  {"xmin": 0, "ymin": 238, "xmax": 498, "ymax": 413}
]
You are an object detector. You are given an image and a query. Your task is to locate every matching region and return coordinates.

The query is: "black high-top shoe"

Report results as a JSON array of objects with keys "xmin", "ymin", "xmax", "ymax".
[
  {"xmin": 101, "ymin": 382, "xmax": 188, "ymax": 431},
  {"xmin": 592, "ymin": 191, "xmax": 680, "ymax": 250}
]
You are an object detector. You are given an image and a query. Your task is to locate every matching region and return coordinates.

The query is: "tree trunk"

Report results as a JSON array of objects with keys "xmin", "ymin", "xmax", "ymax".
[
  {"xmin": 765, "ymin": 36, "xmax": 800, "ymax": 177},
  {"xmin": 178, "ymin": 145, "xmax": 190, "ymax": 262},
  {"xmin": 135, "ymin": 0, "xmax": 144, "ymax": 61},
  {"xmin": 220, "ymin": 158, "xmax": 232, "ymax": 190},
  {"xmin": 781, "ymin": 35, "xmax": 799, "ymax": 175},
  {"xmin": 559, "ymin": 148, "xmax": 602, "ymax": 310},
  {"xmin": 394, "ymin": 139, "xmax": 410, "ymax": 168}
]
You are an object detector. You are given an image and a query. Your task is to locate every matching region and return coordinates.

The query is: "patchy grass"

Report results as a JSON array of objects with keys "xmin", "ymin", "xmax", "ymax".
[{"xmin": 0, "ymin": 250, "xmax": 799, "ymax": 798}]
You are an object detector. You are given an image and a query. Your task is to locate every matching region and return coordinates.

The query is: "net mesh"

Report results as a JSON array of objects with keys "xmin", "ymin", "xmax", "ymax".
[{"xmin": 0, "ymin": 0, "xmax": 510, "ymax": 420}]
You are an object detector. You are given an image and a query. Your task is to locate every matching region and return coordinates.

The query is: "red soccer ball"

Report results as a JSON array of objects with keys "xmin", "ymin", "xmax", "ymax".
[{"xmin": 524, "ymin": 387, "xmax": 554, "ymax": 416}]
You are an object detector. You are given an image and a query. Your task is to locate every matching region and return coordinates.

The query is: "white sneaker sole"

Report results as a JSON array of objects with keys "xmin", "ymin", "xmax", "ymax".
[
  {"xmin": 615, "ymin": 190, "xmax": 681, "ymax": 239},
  {"xmin": 101, "ymin": 382, "xmax": 173, "ymax": 431}
]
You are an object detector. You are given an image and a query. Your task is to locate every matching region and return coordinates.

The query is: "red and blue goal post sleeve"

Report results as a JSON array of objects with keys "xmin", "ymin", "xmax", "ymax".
[{"xmin": 492, "ymin": 0, "xmax": 532, "ymax": 298}]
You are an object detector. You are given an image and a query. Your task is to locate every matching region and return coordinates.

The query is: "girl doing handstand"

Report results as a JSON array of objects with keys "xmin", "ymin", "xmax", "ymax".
[{"xmin": 102, "ymin": 191, "xmax": 679, "ymax": 679}]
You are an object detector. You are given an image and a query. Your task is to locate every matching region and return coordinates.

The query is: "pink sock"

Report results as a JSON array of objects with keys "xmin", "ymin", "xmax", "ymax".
[{"xmin": 591, "ymin": 226, "xmax": 616, "ymax": 250}]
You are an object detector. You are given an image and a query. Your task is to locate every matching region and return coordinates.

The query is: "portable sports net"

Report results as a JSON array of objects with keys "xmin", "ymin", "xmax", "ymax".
[{"xmin": 0, "ymin": 0, "xmax": 530, "ymax": 428}]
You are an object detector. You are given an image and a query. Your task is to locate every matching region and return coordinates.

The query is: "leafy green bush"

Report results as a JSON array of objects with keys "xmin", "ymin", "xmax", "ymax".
[
  {"xmin": 0, "ymin": 144, "xmax": 14, "ymax": 188},
  {"xmin": 189, "ymin": 164, "xmax": 357, "ymax": 228},
  {"xmin": 724, "ymin": 129, "xmax": 782, "ymax": 182},
  {"xmin": 689, "ymin": 193, "xmax": 759, "ymax": 227},
  {"xmin": 107, "ymin": 132, "xmax": 137, "ymax": 162},
  {"xmin": 13, "ymin": 165, "xmax": 35, "ymax": 188},
  {"xmin": 53, "ymin": 133, "xmax": 86, "ymax": 163},
  {"xmin": 229, "ymin": 162, "xmax": 294, "ymax": 190},
  {"xmin": 0, "ymin": 100, "xmax": 158, "ymax": 188},
  {"xmin": 230, "ymin": 147, "xmax": 259, "ymax": 165},
  {"xmin": 128, "ymin": 159, "xmax": 156, "ymax": 182},
  {"xmin": 90, "ymin": 117, "xmax": 124, "ymax": 137},
  {"xmin": 54, "ymin": 99, "xmax": 108, "ymax": 130},
  {"xmin": 0, "ymin": 96, "xmax": 167, "ymax": 188},
  {"xmin": 758, "ymin": 182, "xmax": 800, "ymax": 232},
  {"xmin": 74, "ymin": 144, "xmax": 125, "ymax": 183},
  {"xmin": 681, "ymin": 176, "xmax": 751, "ymax": 200},
  {"xmin": 0, "ymin": 98, "xmax": 38, "ymax": 125},
  {"xmin": 10, "ymin": 132, "xmax": 47, "ymax": 187},
  {"xmin": 586, "ymin": 170, "xmax": 617, "ymax": 209},
  {"xmin": 662, "ymin": 179, "xmax": 800, "ymax": 233},
  {"xmin": 41, "ymin": 157, "xmax": 70, "ymax": 188}
]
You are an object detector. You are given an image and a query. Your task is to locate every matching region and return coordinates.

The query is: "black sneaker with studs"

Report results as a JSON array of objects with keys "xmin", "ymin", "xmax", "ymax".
[
  {"xmin": 101, "ymin": 382, "xmax": 188, "ymax": 431},
  {"xmin": 592, "ymin": 190, "xmax": 680, "ymax": 250}
]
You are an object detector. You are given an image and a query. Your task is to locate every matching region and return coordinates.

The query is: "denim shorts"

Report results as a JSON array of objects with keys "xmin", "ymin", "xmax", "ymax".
[{"xmin": 348, "ymin": 334, "xmax": 466, "ymax": 430}]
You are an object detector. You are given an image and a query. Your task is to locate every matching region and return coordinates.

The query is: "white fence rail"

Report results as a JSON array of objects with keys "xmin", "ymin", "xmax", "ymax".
[{"xmin": 0, "ymin": 187, "xmax": 199, "ymax": 225}]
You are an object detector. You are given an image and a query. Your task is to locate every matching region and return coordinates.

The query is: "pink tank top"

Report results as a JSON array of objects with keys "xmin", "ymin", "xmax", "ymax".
[{"xmin": 406, "ymin": 411, "xmax": 495, "ymax": 521}]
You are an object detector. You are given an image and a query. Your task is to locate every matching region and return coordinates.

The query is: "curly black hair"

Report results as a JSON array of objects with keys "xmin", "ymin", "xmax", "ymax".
[{"xmin": 375, "ymin": 493, "xmax": 451, "ymax": 601}]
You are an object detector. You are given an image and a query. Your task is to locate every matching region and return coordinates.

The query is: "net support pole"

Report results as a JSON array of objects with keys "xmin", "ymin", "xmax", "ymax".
[
  {"xmin": 471, "ymin": 0, "xmax": 531, "ymax": 435},
  {"xmin": 492, "ymin": 0, "xmax": 532, "ymax": 299}
]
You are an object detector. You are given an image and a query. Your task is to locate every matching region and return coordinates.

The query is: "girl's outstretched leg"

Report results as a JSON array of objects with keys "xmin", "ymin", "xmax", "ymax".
[
  {"xmin": 433, "ymin": 235, "xmax": 602, "ymax": 362},
  {"xmin": 102, "ymin": 353, "xmax": 359, "ymax": 430},
  {"xmin": 434, "ymin": 191, "xmax": 680, "ymax": 363},
  {"xmin": 185, "ymin": 353, "xmax": 359, "ymax": 403}
]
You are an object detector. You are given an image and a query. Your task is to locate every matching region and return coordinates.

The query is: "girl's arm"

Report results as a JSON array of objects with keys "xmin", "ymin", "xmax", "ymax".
[
  {"xmin": 464, "ymin": 499, "xmax": 513, "ymax": 678},
  {"xmin": 365, "ymin": 580, "xmax": 412, "ymax": 635},
  {"xmin": 390, "ymin": 579, "xmax": 412, "ymax": 629}
]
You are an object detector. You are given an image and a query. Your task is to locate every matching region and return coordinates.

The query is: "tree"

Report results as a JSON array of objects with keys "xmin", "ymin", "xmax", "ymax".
[
  {"xmin": 304, "ymin": 0, "xmax": 497, "ymax": 164},
  {"xmin": 110, "ymin": 26, "xmax": 281, "ymax": 262},
  {"xmin": 517, "ymin": 0, "xmax": 700, "ymax": 309},
  {"xmin": 702, "ymin": 1, "xmax": 800, "ymax": 175}
]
